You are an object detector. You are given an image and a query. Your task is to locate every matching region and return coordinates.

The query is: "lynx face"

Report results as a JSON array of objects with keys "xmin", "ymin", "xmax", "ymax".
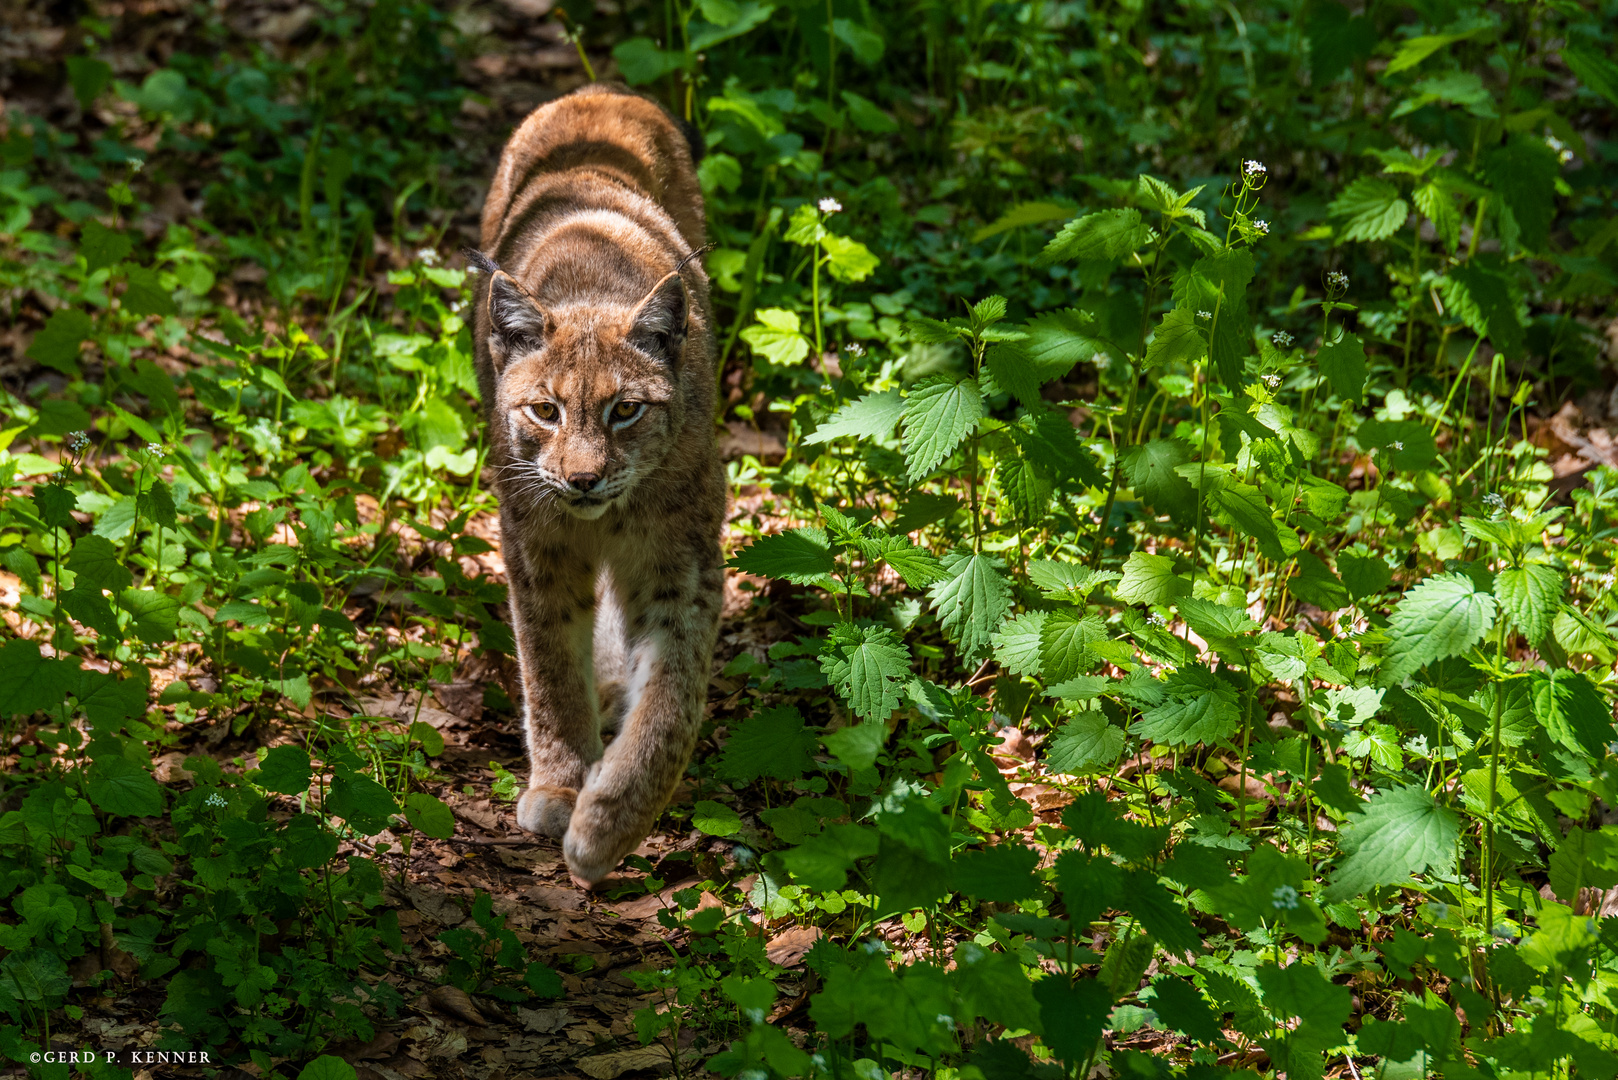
[{"xmin": 486, "ymin": 271, "xmax": 689, "ymax": 520}]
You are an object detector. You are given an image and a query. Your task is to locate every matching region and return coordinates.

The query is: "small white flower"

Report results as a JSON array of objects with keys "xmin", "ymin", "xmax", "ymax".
[
  {"xmin": 67, "ymin": 430, "xmax": 91, "ymax": 452},
  {"xmin": 1262, "ymin": 373, "xmax": 1281, "ymax": 389},
  {"xmin": 845, "ymin": 342, "xmax": 866, "ymax": 357},
  {"xmin": 1197, "ymin": 309, "xmax": 1213, "ymax": 320},
  {"xmin": 1483, "ymin": 492, "xmax": 1506, "ymax": 509},
  {"xmin": 1272, "ymin": 331, "xmax": 1294, "ymax": 348},
  {"xmin": 146, "ymin": 442, "xmax": 163, "ymax": 455},
  {"xmin": 1271, "ymin": 885, "xmax": 1300, "ymax": 911},
  {"xmin": 1148, "ymin": 612, "xmax": 1167, "ymax": 627},
  {"xmin": 935, "ymin": 1013, "xmax": 957, "ymax": 1030},
  {"xmin": 205, "ymin": 792, "xmax": 228, "ymax": 808},
  {"xmin": 1253, "ymin": 219, "xmax": 1270, "ymax": 234},
  {"xmin": 1327, "ymin": 270, "xmax": 1350, "ymax": 291},
  {"xmin": 818, "ymin": 197, "xmax": 843, "ymax": 214},
  {"xmin": 1244, "ymin": 159, "xmax": 1267, "ymax": 176},
  {"xmin": 449, "ymin": 299, "xmax": 465, "ymax": 314},
  {"xmin": 130, "ymin": 158, "xmax": 145, "ymax": 173},
  {"xmin": 1391, "ymin": 441, "xmax": 1404, "ymax": 451},
  {"xmin": 1093, "ymin": 353, "xmax": 1112, "ymax": 370},
  {"xmin": 416, "ymin": 248, "xmax": 440, "ymax": 266}
]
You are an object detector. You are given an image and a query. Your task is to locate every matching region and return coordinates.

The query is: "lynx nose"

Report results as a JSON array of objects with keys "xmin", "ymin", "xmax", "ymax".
[{"xmin": 568, "ymin": 472, "xmax": 601, "ymax": 493}]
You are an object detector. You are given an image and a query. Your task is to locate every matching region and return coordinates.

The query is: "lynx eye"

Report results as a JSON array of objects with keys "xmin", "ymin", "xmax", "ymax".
[
  {"xmin": 609, "ymin": 400, "xmax": 643, "ymax": 425},
  {"xmin": 523, "ymin": 402, "xmax": 560, "ymax": 424}
]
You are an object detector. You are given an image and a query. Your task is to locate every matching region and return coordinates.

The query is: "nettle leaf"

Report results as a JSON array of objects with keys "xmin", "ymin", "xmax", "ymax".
[
  {"xmin": 80, "ymin": 220, "xmax": 133, "ymax": 273},
  {"xmin": 1143, "ymin": 306, "xmax": 1206, "ymax": 371},
  {"xmin": 1115, "ymin": 551, "xmax": 1190, "ymax": 605},
  {"xmin": 1028, "ymin": 560, "xmax": 1117, "ymax": 602},
  {"xmin": 1041, "ymin": 208, "xmax": 1152, "ymax": 263},
  {"xmin": 982, "ymin": 344, "xmax": 1043, "ymax": 406},
  {"xmin": 1121, "ymin": 437, "xmax": 1196, "ymax": 525},
  {"xmin": 730, "ymin": 527, "xmax": 836, "ymax": 585},
  {"xmin": 1013, "ymin": 410, "xmax": 1107, "ymax": 490},
  {"xmin": 1177, "ymin": 597, "xmax": 1259, "ymax": 642},
  {"xmin": 1045, "ymin": 713, "xmax": 1126, "ymax": 774},
  {"xmin": 1381, "ymin": 571, "xmax": 1498, "ymax": 684},
  {"xmin": 88, "ymin": 756, "xmax": 163, "ymax": 818},
  {"xmin": 952, "ymin": 843, "xmax": 1041, "ymax": 903},
  {"xmin": 1329, "ymin": 177, "xmax": 1410, "ymax": 242},
  {"xmin": 1494, "ymin": 563, "xmax": 1562, "ymax": 645},
  {"xmin": 820, "ymin": 624, "xmax": 912, "ymax": 720},
  {"xmin": 122, "ymin": 266, "xmax": 179, "ymax": 317},
  {"xmin": 1315, "ymin": 330, "xmax": 1367, "ymax": 404},
  {"xmin": 1212, "ymin": 483, "xmax": 1289, "ymax": 561},
  {"xmin": 740, "ymin": 307, "xmax": 810, "ymax": 367},
  {"xmin": 1149, "ymin": 977, "xmax": 1225, "ymax": 1044},
  {"xmin": 1022, "ymin": 308, "xmax": 1117, "ymax": 380},
  {"xmin": 805, "ymin": 389, "xmax": 903, "ymax": 444},
  {"xmin": 992, "ymin": 611, "xmax": 1046, "ymax": 678},
  {"xmin": 718, "ymin": 705, "xmax": 818, "ymax": 783},
  {"xmin": 972, "ymin": 200, "xmax": 1075, "ymax": 243},
  {"xmin": 1039, "ymin": 609, "xmax": 1107, "ymax": 683},
  {"xmin": 1132, "ymin": 683, "xmax": 1241, "ymax": 747},
  {"xmin": 1482, "ymin": 135, "xmax": 1560, "ymax": 254},
  {"xmin": 901, "ymin": 375, "xmax": 984, "ymax": 484},
  {"xmin": 1325, "ymin": 785, "xmax": 1460, "ymax": 903},
  {"xmin": 1290, "ymin": 552, "xmax": 1350, "ymax": 611},
  {"xmin": 927, "ymin": 550, "xmax": 1012, "ymax": 658},
  {"xmin": 1529, "ymin": 669, "xmax": 1614, "ymax": 761},
  {"xmin": 118, "ymin": 588, "xmax": 179, "ymax": 644},
  {"xmin": 1413, "ymin": 181, "xmax": 1461, "ymax": 252},
  {"xmin": 1443, "ymin": 264, "xmax": 1525, "ymax": 360},
  {"xmin": 994, "ymin": 448, "xmax": 1051, "ymax": 523}
]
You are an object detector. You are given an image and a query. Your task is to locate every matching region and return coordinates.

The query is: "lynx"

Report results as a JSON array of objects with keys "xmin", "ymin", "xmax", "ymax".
[{"xmin": 469, "ymin": 85, "xmax": 725, "ymax": 887}]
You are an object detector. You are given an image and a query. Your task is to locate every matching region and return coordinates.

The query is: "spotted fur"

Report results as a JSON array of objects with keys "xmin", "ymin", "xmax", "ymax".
[{"xmin": 472, "ymin": 85, "xmax": 724, "ymax": 887}]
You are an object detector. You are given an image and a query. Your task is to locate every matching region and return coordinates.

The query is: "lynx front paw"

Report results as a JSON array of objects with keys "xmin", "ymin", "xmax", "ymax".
[
  {"xmin": 515, "ymin": 784, "xmax": 577, "ymax": 837},
  {"xmin": 561, "ymin": 824, "xmax": 622, "ymax": 889}
]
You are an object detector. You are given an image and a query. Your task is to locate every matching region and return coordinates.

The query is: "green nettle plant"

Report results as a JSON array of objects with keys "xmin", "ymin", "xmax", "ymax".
[{"xmin": 2, "ymin": 0, "xmax": 1616, "ymax": 1076}]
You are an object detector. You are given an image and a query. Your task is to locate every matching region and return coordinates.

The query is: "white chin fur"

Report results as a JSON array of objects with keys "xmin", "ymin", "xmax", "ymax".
[{"xmin": 564, "ymin": 499, "xmax": 612, "ymax": 520}]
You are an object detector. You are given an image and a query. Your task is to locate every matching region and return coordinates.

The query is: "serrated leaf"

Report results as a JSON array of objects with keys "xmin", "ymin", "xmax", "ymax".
[
  {"xmin": 1123, "ymin": 869, "xmax": 1202, "ymax": 955},
  {"xmin": 972, "ymin": 200, "xmax": 1075, "ymax": 243},
  {"xmin": 1385, "ymin": 27, "xmax": 1484, "ymax": 75},
  {"xmin": 1150, "ymin": 977, "xmax": 1225, "ymax": 1044},
  {"xmin": 1444, "ymin": 264, "xmax": 1525, "ymax": 359},
  {"xmin": 992, "ymin": 611, "xmax": 1046, "ymax": 678},
  {"xmin": 822, "ymin": 721, "xmax": 888, "ymax": 771},
  {"xmin": 1316, "ymin": 330, "xmax": 1367, "ymax": 404},
  {"xmin": 1132, "ymin": 687, "xmax": 1241, "ymax": 747},
  {"xmin": 1027, "ymin": 560, "xmax": 1115, "ymax": 601},
  {"xmin": 1289, "ymin": 551, "xmax": 1350, "ymax": 611},
  {"xmin": 927, "ymin": 550, "xmax": 1012, "ymax": 657},
  {"xmin": 80, "ymin": 220, "xmax": 133, "ymax": 274},
  {"xmin": 1013, "ymin": 409, "xmax": 1108, "ymax": 490},
  {"xmin": 1329, "ymin": 177, "xmax": 1409, "ymax": 242},
  {"xmin": 1041, "ymin": 208, "xmax": 1152, "ymax": 263},
  {"xmin": 740, "ymin": 307, "xmax": 810, "ymax": 367},
  {"xmin": 718, "ymin": 705, "xmax": 819, "ymax": 783},
  {"xmin": 1143, "ymin": 306, "xmax": 1206, "ymax": 370},
  {"xmin": 1175, "ymin": 248, "xmax": 1254, "ymax": 390},
  {"xmin": 1564, "ymin": 45, "xmax": 1618, "ymax": 108},
  {"xmin": 805, "ymin": 390, "xmax": 903, "ymax": 444},
  {"xmin": 1177, "ymin": 597, "xmax": 1259, "ymax": 641},
  {"xmin": 1530, "ymin": 669, "xmax": 1614, "ymax": 760},
  {"xmin": 901, "ymin": 375, "xmax": 984, "ymax": 483},
  {"xmin": 982, "ymin": 344, "xmax": 1043, "ymax": 406},
  {"xmin": 258, "ymin": 746, "xmax": 314, "ymax": 795},
  {"xmin": 1356, "ymin": 418, "xmax": 1437, "ymax": 472},
  {"xmin": 1325, "ymin": 785, "xmax": 1460, "ymax": 902},
  {"xmin": 1114, "ymin": 552, "xmax": 1190, "ymax": 605},
  {"xmin": 1211, "ymin": 482, "xmax": 1288, "ymax": 561},
  {"xmin": 730, "ymin": 527, "xmax": 836, "ymax": 585},
  {"xmin": 862, "ymin": 533, "xmax": 947, "ymax": 588},
  {"xmin": 820, "ymin": 624, "xmax": 912, "ymax": 720},
  {"xmin": 118, "ymin": 588, "xmax": 179, "ymax": 644},
  {"xmin": 87, "ymin": 756, "xmax": 163, "ymax": 818},
  {"xmin": 26, "ymin": 309, "xmax": 93, "ymax": 375},
  {"xmin": 1494, "ymin": 563, "xmax": 1562, "ymax": 645},
  {"xmin": 403, "ymin": 793, "xmax": 455, "ymax": 839},
  {"xmin": 821, "ymin": 232, "xmax": 880, "ymax": 282},
  {"xmin": 994, "ymin": 448, "xmax": 1051, "ymax": 523},
  {"xmin": 952, "ymin": 844, "xmax": 1041, "ymax": 902},
  {"xmin": 1045, "ymin": 713, "xmax": 1127, "ymax": 774},
  {"xmin": 122, "ymin": 266, "xmax": 178, "ymax": 317},
  {"xmin": 1039, "ymin": 609, "xmax": 1107, "ymax": 683},
  {"xmin": 1022, "ymin": 308, "xmax": 1117, "ymax": 380},
  {"xmin": 1339, "ymin": 551, "xmax": 1393, "ymax": 600},
  {"xmin": 1121, "ymin": 437, "xmax": 1196, "ymax": 525},
  {"xmin": 1381, "ymin": 571, "xmax": 1498, "ymax": 684},
  {"xmin": 1412, "ymin": 181, "xmax": 1461, "ymax": 252},
  {"xmin": 65, "ymin": 534, "xmax": 134, "ymax": 593},
  {"xmin": 1482, "ymin": 136, "xmax": 1560, "ymax": 254}
]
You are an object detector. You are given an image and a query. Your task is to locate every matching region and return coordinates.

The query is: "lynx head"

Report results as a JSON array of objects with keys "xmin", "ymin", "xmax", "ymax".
[{"xmin": 479, "ymin": 260, "xmax": 690, "ymax": 520}]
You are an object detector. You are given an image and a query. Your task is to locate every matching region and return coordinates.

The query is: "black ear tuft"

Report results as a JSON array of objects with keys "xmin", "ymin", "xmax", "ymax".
[
  {"xmin": 463, "ymin": 248, "xmax": 501, "ymax": 275},
  {"xmin": 628, "ymin": 272, "xmax": 688, "ymax": 364},
  {"xmin": 488, "ymin": 273, "xmax": 548, "ymax": 359}
]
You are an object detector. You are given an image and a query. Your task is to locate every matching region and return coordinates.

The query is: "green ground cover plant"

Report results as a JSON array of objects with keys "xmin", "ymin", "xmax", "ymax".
[{"xmin": 1, "ymin": 0, "xmax": 1616, "ymax": 1077}]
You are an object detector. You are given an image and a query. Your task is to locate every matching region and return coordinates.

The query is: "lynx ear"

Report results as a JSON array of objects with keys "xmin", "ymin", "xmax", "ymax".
[
  {"xmin": 627, "ymin": 272, "xmax": 687, "ymax": 364},
  {"xmin": 487, "ymin": 272, "xmax": 549, "ymax": 364}
]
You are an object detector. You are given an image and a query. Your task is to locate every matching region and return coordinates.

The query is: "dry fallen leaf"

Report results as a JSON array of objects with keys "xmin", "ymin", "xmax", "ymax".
[
  {"xmin": 517, "ymin": 1007, "xmax": 572, "ymax": 1034},
  {"xmin": 424, "ymin": 985, "xmax": 487, "ymax": 1027},
  {"xmin": 766, "ymin": 925, "xmax": 823, "ymax": 968},
  {"xmin": 578, "ymin": 1046, "xmax": 677, "ymax": 1079}
]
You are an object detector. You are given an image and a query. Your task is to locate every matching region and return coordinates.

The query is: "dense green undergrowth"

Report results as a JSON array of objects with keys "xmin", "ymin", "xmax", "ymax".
[{"xmin": 2, "ymin": 0, "xmax": 1617, "ymax": 1077}]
